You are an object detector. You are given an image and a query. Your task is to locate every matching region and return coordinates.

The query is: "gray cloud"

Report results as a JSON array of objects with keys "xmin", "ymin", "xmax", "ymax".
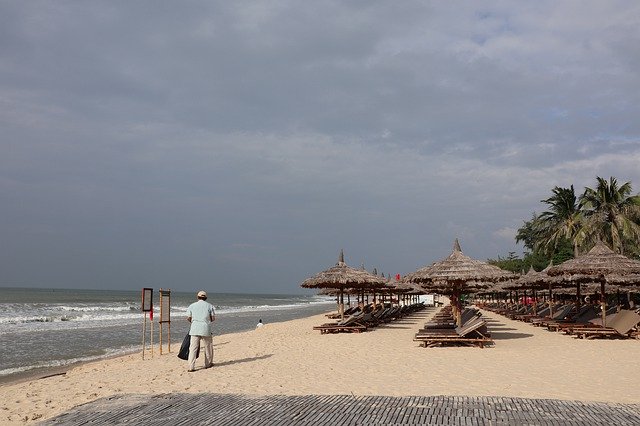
[{"xmin": 1, "ymin": 1, "xmax": 640, "ymax": 293}]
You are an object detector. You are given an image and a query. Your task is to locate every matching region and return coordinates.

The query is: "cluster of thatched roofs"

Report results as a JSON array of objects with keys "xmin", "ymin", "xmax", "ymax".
[
  {"xmin": 302, "ymin": 239, "xmax": 640, "ymax": 296},
  {"xmin": 301, "ymin": 238, "xmax": 640, "ymax": 325},
  {"xmin": 301, "ymin": 239, "xmax": 516, "ymax": 298},
  {"xmin": 492, "ymin": 240, "xmax": 640, "ymax": 293}
]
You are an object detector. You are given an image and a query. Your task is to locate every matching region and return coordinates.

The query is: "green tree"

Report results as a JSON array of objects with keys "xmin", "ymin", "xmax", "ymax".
[
  {"xmin": 550, "ymin": 238, "xmax": 574, "ymax": 265},
  {"xmin": 536, "ymin": 185, "xmax": 585, "ymax": 256},
  {"xmin": 488, "ymin": 251, "xmax": 525, "ymax": 273},
  {"xmin": 515, "ymin": 213, "xmax": 543, "ymax": 252},
  {"xmin": 579, "ymin": 176, "xmax": 640, "ymax": 254}
]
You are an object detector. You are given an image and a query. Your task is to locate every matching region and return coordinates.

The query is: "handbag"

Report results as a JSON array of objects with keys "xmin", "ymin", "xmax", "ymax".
[{"xmin": 177, "ymin": 333, "xmax": 199, "ymax": 360}]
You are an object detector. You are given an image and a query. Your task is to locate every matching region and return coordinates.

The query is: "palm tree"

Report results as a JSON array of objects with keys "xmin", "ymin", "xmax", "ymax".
[
  {"xmin": 579, "ymin": 176, "xmax": 640, "ymax": 254},
  {"xmin": 516, "ymin": 213, "xmax": 544, "ymax": 253},
  {"xmin": 536, "ymin": 185, "xmax": 585, "ymax": 256}
]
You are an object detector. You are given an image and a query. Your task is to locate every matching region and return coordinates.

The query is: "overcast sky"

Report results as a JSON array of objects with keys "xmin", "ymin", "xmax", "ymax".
[{"xmin": 2, "ymin": 1, "xmax": 640, "ymax": 294}]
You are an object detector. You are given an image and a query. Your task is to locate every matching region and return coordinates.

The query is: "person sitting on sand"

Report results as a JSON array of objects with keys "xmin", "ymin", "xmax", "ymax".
[
  {"xmin": 186, "ymin": 291, "xmax": 215, "ymax": 372},
  {"xmin": 256, "ymin": 319, "xmax": 264, "ymax": 328}
]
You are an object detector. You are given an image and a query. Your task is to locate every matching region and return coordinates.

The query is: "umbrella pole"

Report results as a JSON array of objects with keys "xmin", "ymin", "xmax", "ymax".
[
  {"xmin": 600, "ymin": 280, "xmax": 606, "ymax": 327},
  {"xmin": 456, "ymin": 289, "xmax": 462, "ymax": 327},
  {"xmin": 548, "ymin": 283, "xmax": 553, "ymax": 318},
  {"xmin": 340, "ymin": 286, "xmax": 345, "ymax": 320},
  {"xmin": 576, "ymin": 281, "xmax": 581, "ymax": 310}
]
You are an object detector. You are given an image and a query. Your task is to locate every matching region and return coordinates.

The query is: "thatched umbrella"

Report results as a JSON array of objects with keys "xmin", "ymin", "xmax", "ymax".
[
  {"xmin": 301, "ymin": 250, "xmax": 387, "ymax": 319},
  {"xmin": 515, "ymin": 265, "xmax": 563, "ymax": 315},
  {"xmin": 404, "ymin": 239, "xmax": 515, "ymax": 326},
  {"xmin": 547, "ymin": 240, "xmax": 640, "ymax": 326},
  {"xmin": 391, "ymin": 279, "xmax": 415, "ymax": 305}
]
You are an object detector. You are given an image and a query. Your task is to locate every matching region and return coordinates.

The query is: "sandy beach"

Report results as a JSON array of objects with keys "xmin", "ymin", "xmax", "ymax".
[{"xmin": 1, "ymin": 306, "xmax": 639, "ymax": 424}]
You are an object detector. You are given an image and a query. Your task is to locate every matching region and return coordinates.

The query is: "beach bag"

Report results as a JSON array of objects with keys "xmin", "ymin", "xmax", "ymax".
[{"xmin": 177, "ymin": 334, "xmax": 199, "ymax": 360}]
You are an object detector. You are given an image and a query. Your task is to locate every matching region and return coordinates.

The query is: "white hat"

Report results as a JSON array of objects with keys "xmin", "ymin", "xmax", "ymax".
[{"xmin": 197, "ymin": 290, "xmax": 207, "ymax": 298}]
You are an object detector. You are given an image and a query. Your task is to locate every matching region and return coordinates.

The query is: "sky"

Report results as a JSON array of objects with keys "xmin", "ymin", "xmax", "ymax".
[{"xmin": 2, "ymin": 1, "xmax": 640, "ymax": 294}]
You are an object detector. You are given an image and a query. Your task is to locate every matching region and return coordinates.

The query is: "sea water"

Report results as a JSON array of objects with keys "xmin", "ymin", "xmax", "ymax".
[{"xmin": 0, "ymin": 287, "xmax": 333, "ymax": 381}]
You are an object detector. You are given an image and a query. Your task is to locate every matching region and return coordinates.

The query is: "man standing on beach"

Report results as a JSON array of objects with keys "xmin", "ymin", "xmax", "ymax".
[{"xmin": 186, "ymin": 291, "xmax": 215, "ymax": 372}]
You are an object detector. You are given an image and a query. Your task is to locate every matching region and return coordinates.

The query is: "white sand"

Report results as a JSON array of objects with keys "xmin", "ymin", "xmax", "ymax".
[{"xmin": 1, "ymin": 307, "xmax": 639, "ymax": 424}]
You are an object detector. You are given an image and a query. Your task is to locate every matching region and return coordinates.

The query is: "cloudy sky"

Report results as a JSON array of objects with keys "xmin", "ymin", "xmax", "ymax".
[{"xmin": 2, "ymin": 1, "xmax": 640, "ymax": 294}]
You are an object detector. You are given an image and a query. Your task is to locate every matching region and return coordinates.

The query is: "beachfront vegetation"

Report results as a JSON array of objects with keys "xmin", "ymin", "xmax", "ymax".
[{"xmin": 489, "ymin": 176, "xmax": 640, "ymax": 270}]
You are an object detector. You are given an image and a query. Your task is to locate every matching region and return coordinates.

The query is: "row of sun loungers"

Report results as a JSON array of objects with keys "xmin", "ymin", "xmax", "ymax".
[
  {"xmin": 313, "ymin": 303, "xmax": 427, "ymax": 334},
  {"xmin": 413, "ymin": 306, "xmax": 493, "ymax": 348},
  {"xmin": 481, "ymin": 301, "xmax": 640, "ymax": 340}
]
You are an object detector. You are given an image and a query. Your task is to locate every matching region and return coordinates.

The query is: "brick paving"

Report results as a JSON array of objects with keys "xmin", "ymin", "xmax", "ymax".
[{"xmin": 41, "ymin": 394, "xmax": 640, "ymax": 425}]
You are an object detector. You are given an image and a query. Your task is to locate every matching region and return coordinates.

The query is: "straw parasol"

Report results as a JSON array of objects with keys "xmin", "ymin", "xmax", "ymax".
[
  {"xmin": 404, "ymin": 239, "xmax": 515, "ymax": 325},
  {"xmin": 547, "ymin": 240, "xmax": 640, "ymax": 325},
  {"xmin": 301, "ymin": 250, "xmax": 387, "ymax": 319},
  {"xmin": 385, "ymin": 276, "xmax": 420, "ymax": 306},
  {"xmin": 513, "ymin": 264, "xmax": 563, "ymax": 315}
]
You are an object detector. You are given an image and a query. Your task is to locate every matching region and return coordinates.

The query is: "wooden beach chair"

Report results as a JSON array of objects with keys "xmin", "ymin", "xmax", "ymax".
[
  {"xmin": 530, "ymin": 304, "xmax": 574, "ymax": 327},
  {"xmin": 414, "ymin": 316, "xmax": 493, "ymax": 348},
  {"xmin": 513, "ymin": 303, "xmax": 553, "ymax": 322},
  {"xmin": 325, "ymin": 305, "xmax": 361, "ymax": 319},
  {"xmin": 545, "ymin": 305, "xmax": 597, "ymax": 331},
  {"xmin": 505, "ymin": 304, "xmax": 530, "ymax": 320},
  {"xmin": 313, "ymin": 312, "xmax": 367, "ymax": 334},
  {"xmin": 561, "ymin": 306, "xmax": 620, "ymax": 335},
  {"xmin": 572, "ymin": 310, "xmax": 640, "ymax": 339}
]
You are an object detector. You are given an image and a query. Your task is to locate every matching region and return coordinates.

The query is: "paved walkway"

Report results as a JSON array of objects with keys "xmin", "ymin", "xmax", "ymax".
[{"xmin": 42, "ymin": 394, "xmax": 640, "ymax": 425}]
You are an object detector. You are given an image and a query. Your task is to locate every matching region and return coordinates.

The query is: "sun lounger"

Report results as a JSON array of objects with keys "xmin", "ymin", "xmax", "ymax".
[
  {"xmin": 561, "ymin": 306, "xmax": 620, "ymax": 334},
  {"xmin": 313, "ymin": 312, "xmax": 367, "ymax": 334},
  {"xmin": 325, "ymin": 305, "xmax": 362, "ymax": 319},
  {"xmin": 530, "ymin": 304, "xmax": 574, "ymax": 326},
  {"xmin": 513, "ymin": 303, "xmax": 554, "ymax": 322},
  {"xmin": 505, "ymin": 305, "xmax": 532, "ymax": 320},
  {"xmin": 546, "ymin": 305, "xmax": 597, "ymax": 331},
  {"xmin": 415, "ymin": 316, "xmax": 493, "ymax": 348},
  {"xmin": 572, "ymin": 310, "xmax": 640, "ymax": 339}
]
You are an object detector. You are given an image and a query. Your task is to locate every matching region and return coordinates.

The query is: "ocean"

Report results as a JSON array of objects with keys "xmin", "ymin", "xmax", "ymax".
[{"xmin": 0, "ymin": 287, "xmax": 333, "ymax": 382}]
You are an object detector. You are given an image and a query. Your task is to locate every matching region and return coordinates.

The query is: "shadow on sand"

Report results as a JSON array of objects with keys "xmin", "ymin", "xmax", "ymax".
[
  {"xmin": 491, "ymin": 332, "xmax": 534, "ymax": 340},
  {"xmin": 213, "ymin": 354, "xmax": 273, "ymax": 367}
]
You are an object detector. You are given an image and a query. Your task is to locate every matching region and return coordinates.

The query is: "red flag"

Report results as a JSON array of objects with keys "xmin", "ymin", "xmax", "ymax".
[
  {"xmin": 395, "ymin": 273, "xmax": 401, "ymax": 281},
  {"xmin": 149, "ymin": 305, "xmax": 153, "ymax": 321}
]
